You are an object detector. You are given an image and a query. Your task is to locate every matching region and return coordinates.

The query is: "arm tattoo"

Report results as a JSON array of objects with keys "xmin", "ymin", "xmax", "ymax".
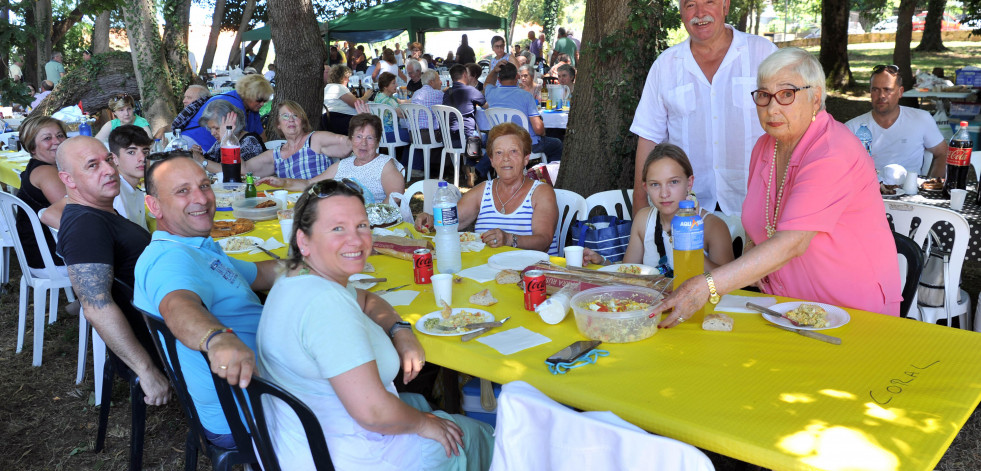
[{"xmin": 67, "ymin": 264, "xmax": 116, "ymax": 310}]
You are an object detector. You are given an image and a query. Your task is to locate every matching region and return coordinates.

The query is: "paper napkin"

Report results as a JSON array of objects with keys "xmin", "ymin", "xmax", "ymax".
[
  {"xmin": 378, "ymin": 290, "xmax": 420, "ymax": 307},
  {"xmin": 248, "ymin": 237, "xmax": 286, "ymax": 255},
  {"xmin": 714, "ymin": 294, "xmax": 777, "ymax": 314},
  {"xmin": 456, "ymin": 264, "xmax": 501, "ymax": 283},
  {"xmin": 476, "ymin": 327, "xmax": 551, "ymax": 355}
]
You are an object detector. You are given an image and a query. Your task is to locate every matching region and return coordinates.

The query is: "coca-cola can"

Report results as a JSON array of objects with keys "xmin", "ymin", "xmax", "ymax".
[
  {"xmin": 523, "ymin": 270, "xmax": 547, "ymax": 311},
  {"xmin": 413, "ymin": 248, "xmax": 433, "ymax": 284}
]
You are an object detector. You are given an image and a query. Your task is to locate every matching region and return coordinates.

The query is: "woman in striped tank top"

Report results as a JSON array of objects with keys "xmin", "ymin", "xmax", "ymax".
[{"xmin": 414, "ymin": 123, "xmax": 559, "ymax": 254}]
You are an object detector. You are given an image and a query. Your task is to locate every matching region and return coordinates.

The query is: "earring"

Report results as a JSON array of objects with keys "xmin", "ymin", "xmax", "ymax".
[{"xmin": 812, "ymin": 112, "xmax": 817, "ymax": 122}]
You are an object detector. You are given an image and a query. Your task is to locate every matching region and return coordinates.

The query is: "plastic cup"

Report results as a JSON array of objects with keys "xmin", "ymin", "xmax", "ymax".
[
  {"xmin": 279, "ymin": 219, "xmax": 294, "ymax": 244},
  {"xmin": 273, "ymin": 190, "xmax": 288, "ymax": 206},
  {"xmin": 950, "ymin": 189, "xmax": 967, "ymax": 210},
  {"xmin": 903, "ymin": 172, "xmax": 919, "ymax": 194},
  {"xmin": 564, "ymin": 246, "xmax": 584, "ymax": 268},
  {"xmin": 432, "ymin": 274, "xmax": 453, "ymax": 306}
]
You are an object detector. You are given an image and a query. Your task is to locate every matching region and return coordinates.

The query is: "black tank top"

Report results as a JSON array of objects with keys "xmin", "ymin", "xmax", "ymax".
[{"xmin": 15, "ymin": 158, "xmax": 64, "ymax": 268}]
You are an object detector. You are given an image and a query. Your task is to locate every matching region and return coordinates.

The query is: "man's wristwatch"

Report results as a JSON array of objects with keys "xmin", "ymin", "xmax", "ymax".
[
  {"xmin": 510, "ymin": 233, "xmax": 518, "ymax": 248},
  {"xmin": 388, "ymin": 321, "xmax": 412, "ymax": 339},
  {"xmin": 704, "ymin": 272, "xmax": 721, "ymax": 305}
]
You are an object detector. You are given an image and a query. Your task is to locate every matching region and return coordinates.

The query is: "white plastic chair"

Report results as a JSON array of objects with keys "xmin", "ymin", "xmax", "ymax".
[
  {"xmin": 484, "ymin": 107, "xmax": 547, "ymax": 164},
  {"xmin": 712, "ymin": 211, "xmax": 744, "ymax": 257},
  {"xmin": 490, "ymin": 381, "xmax": 714, "ymax": 471},
  {"xmin": 0, "ymin": 191, "xmax": 76, "ymax": 366},
  {"xmin": 585, "ymin": 189, "xmax": 634, "ymax": 220},
  {"xmin": 553, "ymin": 189, "xmax": 586, "ymax": 257},
  {"xmin": 368, "ymin": 102, "xmax": 409, "ymax": 161},
  {"xmin": 1, "ymin": 209, "xmax": 14, "ymax": 285},
  {"xmin": 264, "ymin": 139, "xmax": 286, "ymax": 151},
  {"xmin": 75, "ymin": 305, "xmax": 109, "ymax": 405},
  {"xmin": 389, "ymin": 179, "xmax": 461, "ymax": 224},
  {"xmin": 431, "ymin": 105, "xmax": 467, "ymax": 188},
  {"xmin": 884, "ymin": 200, "xmax": 972, "ymax": 330},
  {"xmin": 400, "ymin": 103, "xmax": 443, "ymax": 182}
]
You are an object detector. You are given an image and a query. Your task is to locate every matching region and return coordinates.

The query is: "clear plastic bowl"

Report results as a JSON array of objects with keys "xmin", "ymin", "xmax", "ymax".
[
  {"xmin": 214, "ymin": 183, "xmax": 246, "ymax": 209},
  {"xmin": 570, "ymin": 285, "xmax": 663, "ymax": 343},
  {"xmin": 232, "ymin": 197, "xmax": 283, "ymax": 221}
]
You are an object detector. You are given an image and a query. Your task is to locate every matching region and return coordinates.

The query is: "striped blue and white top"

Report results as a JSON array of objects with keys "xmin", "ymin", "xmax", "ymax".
[{"xmin": 474, "ymin": 179, "xmax": 559, "ymax": 255}]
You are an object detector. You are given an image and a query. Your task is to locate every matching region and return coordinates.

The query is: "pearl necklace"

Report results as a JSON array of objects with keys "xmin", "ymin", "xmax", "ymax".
[
  {"xmin": 764, "ymin": 142, "xmax": 792, "ymax": 239},
  {"xmin": 494, "ymin": 178, "xmax": 525, "ymax": 214}
]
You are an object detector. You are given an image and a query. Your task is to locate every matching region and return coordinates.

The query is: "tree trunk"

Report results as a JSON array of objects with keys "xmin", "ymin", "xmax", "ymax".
[
  {"xmin": 199, "ymin": 0, "xmax": 227, "ymax": 75},
  {"xmin": 51, "ymin": 4, "xmax": 86, "ymax": 46},
  {"xmin": 894, "ymin": 0, "xmax": 919, "ymax": 107},
  {"xmin": 163, "ymin": 0, "xmax": 198, "ymax": 87},
  {"xmin": 753, "ymin": 0, "xmax": 762, "ymax": 35},
  {"xmin": 92, "ymin": 11, "xmax": 111, "ymax": 54},
  {"xmin": 506, "ymin": 0, "xmax": 521, "ymax": 45},
  {"xmin": 555, "ymin": 0, "xmax": 666, "ymax": 195},
  {"xmin": 23, "ymin": 3, "xmax": 38, "ymax": 87},
  {"xmin": 269, "ymin": 0, "xmax": 327, "ymax": 131},
  {"xmin": 120, "ymin": 0, "xmax": 178, "ymax": 134},
  {"xmin": 29, "ymin": 53, "xmax": 141, "ymax": 117},
  {"xmin": 915, "ymin": 0, "xmax": 947, "ymax": 51},
  {"xmin": 227, "ymin": 0, "xmax": 257, "ymax": 68},
  {"xmin": 34, "ymin": 0, "xmax": 52, "ymax": 84},
  {"xmin": 252, "ymin": 40, "xmax": 271, "ymax": 72},
  {"xmin": 818, "ymin": 0, "xmax": 853, "ymax": 89}
]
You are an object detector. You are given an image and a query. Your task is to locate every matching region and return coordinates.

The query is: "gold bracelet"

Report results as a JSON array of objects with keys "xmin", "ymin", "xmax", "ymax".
[
  {"xmin": 199, "ymin": 327, "xmax": 224, "ymax": 352},
  {"xmin": 704, "ymin": 272, "xmax": 721, "ymax": 305}
]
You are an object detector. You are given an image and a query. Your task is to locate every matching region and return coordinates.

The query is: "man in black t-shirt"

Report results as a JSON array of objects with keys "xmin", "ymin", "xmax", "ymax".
[{"xmin": 55, "ymin": 136, "xmax": 170, "ymax": 406}]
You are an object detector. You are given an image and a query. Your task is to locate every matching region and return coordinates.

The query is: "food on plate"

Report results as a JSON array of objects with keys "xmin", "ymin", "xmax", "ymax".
[
  {"xmin": 616, "ymin": 264, "xmax": 643, "ymax": 275},
  {"xmin": 495, "ymin": 269, "xmax": 521, "ymax": 284},
  {"xmin": 879, "ymin": 183, "xmax": 899, "ymax": 195},
  {"xmin": 921, "ymin": 178, "xmax": 943, "ymax": 191},
  {"xmin": 582, "ymin": 298, "xmax": 651, "ymax": 313},
  {"xmin": 460, "ymin": 232, "xmax": 479, "ymax": 242},
  {"xmin": 255, "ymin": 199, "xmax": 277, "ymax": 209},
  {"xmin": 213, "ymin": 184, "xmax": 245, "ymax": 208},
  {"xmin": 210, "ymin": 218, "xmax": 255, "ymax": 238},
  {"xmin": 785, "ymin": 303, "xmax": 829, "ymax": 328},
  {"xmin": 440, "ymin": 300, "xmax": 452, "ymax": 319},
  {"xmin": 469, "ymin": 289, "xmax": 498, "ymax": 306},
  {"xmin": 277, "ymin": 209, "xmax": 294, "ymax": 221},
  {"xmin": 702, "ymin": 313, "xmax": 733, "ymax": 331},
  {"xmin": 362, "ymin": 261, "xmax": 375, "ymax": 273},
  {"xmin": 575, "ymin": 310, "xmax": 657, "ymax": 343},
  {"xmin": 222, "ymin": 237, "xmax": 255, "ymax": 252},
  {"xmin": 424, "ymin": 309, "xmax": 489, "ymax": 334}
]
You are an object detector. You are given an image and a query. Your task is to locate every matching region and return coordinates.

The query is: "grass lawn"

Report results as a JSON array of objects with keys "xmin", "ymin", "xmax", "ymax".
[{"xmin": 805, "ymin": 40, "xmax": 981, "ymax": 88}]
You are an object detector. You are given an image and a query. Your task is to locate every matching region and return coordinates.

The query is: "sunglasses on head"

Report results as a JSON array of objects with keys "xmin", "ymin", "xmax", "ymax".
[
  {"xmin": 872, "ymin": 64, "xmax": 900, "ymax": 76},
  {"xmin": 306, "ymin": 178, "xmax": 364, "ymax": 199}
]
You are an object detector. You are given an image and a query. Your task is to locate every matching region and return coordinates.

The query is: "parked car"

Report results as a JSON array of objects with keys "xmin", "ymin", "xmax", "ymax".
[
  {"xmin": 872, "ymin": 16, "xmax": 898, "ymax": 33},
  {"xmin": 802, "ymin": 21, "xmax": 865, "ymax": 39},
  {"xmin": 912, "ymin": 12, "xmax": 961, "ymax": 31}
]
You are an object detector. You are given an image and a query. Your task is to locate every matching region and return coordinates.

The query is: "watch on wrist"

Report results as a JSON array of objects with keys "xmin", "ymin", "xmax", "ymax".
[
  {"xmin": 510, "ymin": 233, "xmax": 518, "ymax": 248},
  {"xmin": 388, "ymin": 321, "xmax": 412, "ymax": 339},
  {"xmin": 704, "ymin": 272, "xmax": 721, "ymax": 305}
]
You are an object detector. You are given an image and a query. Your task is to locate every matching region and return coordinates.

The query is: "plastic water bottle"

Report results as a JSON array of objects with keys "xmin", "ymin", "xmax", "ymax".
[
  {"xmin": 78, "ymin": 115, "xmax": 92, "ymax": 137},
  {"xmin": 151, "ymin": 138, "xmax": 165, "ymax": 156},
  {"xmin": 855, "ymin": 124, "xmax": 872, "ymax": 157},
  {"xmin": 169, "ymin": 127, "xmax": 190, "ymax": 151},
  {"xmin": 433, "ymin": 181, "xmax": 462, "ymax": 274},
  {"xmin": 671, "ymin": 200, "xmax": 704, "ymax": 292}
]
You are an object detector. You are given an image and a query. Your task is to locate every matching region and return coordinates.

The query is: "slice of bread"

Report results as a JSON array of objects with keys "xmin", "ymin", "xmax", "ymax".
[
  {"xmin": 702, "ymin": 313, "xmax": 733, "ymax": 331},
  {"xmin": 495, "ymin": 269, "xmax": 521, "ymax": 284},
  {"xmin": 469, "ymin": 289, "xmax": 498, "ymax": 306}
]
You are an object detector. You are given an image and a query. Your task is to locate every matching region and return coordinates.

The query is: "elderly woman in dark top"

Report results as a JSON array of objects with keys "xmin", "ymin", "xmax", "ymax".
[
  {"xmin": 190, "ymin": 99, "xmax": 265, "ymax": 174},
  {"xmin": 182, "ymin": 74, "xmax": 272, "ymax": 150},
  {"xmin": 14, "ymin": 116, "xmax": 68, "ymax": 269}
]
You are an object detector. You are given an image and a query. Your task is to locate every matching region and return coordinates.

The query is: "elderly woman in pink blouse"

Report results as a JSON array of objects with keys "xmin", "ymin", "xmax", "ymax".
[{"xmin": 653, "ymin": 47, "xmax": 901, "ymax": 326}]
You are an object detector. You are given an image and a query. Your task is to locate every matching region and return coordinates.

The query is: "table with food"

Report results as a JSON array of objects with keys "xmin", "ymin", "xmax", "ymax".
[
  {"xmin": 217, "ymin": 197, "xmax": 981, "ymax": 471},
  {"xmin": 890, "ymin": 172, "xmax": 981, "ymax": 263}
]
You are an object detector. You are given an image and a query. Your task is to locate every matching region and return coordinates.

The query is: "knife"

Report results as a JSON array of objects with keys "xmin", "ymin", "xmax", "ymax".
[
  {"xmin": 375, "ymin": 284, "xmax": 410, "ymax": 294},
  {"xmin": 461, "ymin": 316, "xmax": 511, "ymax": 342},
  {"xmin": 747, "ymin": 302, "xmax": 842, "ymax": 345},
  {"xmin": 252, "ymin": 243, "xmax": 281, "ymax": 260}
]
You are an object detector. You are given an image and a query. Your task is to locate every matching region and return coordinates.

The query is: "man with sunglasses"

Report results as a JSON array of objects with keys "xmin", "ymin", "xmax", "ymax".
[
  {"xmin": 845, "ymin": 64, "xmax": 947, "ymax": 178},
  {"xmin": 133, "ymin": 155, "xmax": 425, "ymax": 448},
  {"xmin": 630, "ymin": 0, "xmax": 777, "ymax": 217}
]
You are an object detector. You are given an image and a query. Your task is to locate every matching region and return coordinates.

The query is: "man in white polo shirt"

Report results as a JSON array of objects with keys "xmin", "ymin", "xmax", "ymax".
[
  {"xmin": 845, "ymin": 64, "xmax": 947, "ymax": 178},
  {"xmin": 630, "ymin": 0, "xmax": 776, "ymax": 216}
]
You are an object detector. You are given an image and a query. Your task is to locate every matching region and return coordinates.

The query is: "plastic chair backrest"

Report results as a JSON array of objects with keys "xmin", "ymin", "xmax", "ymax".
[
  {"xmin": 431, "ymin": 105, "xmax": 466, "ymax": 153},
  {"xmin": 231, "ymin": 376, "xmax": 335, "ymax": 471},
  {"xmin": 0, "ymin": 190, "xmax": 67, "ymax": 283},
  {"xmin": 892, "ymin": 231, "xmax": 924, "ymax": 318},
  {"xmin": 553, "ymin": 189, "xmax": 586, "ymax": 257},
  {"xmin": 389, "ymin": 179, "xmax": 458, "ymax": 223},
  {"xmin": 400, "ymin": 103, "xmax": 441, "ymax": 147},
  {"xmin": 585, "ymin": 189, "xmax": 634, "ymax": 220},
  {"xmin": 884, "ymin": 200, "xmax": 969, "ymax": 321},
  {"xmin": 368, "ymin": 102, "xmax": 408, "ymax": 146},
  {"xmin": 485, "ymin": 107, "xmax": 530, "ymax": 132},
  {"xmin": 265, "ymin": 139, "xmax": 286, "ymax": 151},
  {"xmin": 490, "ymin": 381, "xmax": 714, "ymax": 471},
  {"xmin": 140, "ymin": 311, "xmax": 257, "ymax": 469}
]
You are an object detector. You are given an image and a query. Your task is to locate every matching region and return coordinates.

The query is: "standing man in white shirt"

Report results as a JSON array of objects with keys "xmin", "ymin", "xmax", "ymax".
[
  {"xmin": 630, "ymin": 0, "xmax": 776, "ymax": 216},
  {"xmin": 844, "ymin": 64, "xmax": 947, "ymax": 178}
]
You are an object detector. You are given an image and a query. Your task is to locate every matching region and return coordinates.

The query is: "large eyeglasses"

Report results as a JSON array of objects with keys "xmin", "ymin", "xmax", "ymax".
[
  {"xmin": 750, "ymin": 86, "xmax": 812, "ymax": 107},
  {"xmin": 306, "ymin": 178, "xmax": 364, "ymax": 199},
  {"xmin": 872, "ymin": 64, "xmax": 900, "ymax": 76},
  {"xmin": 280, "ymin": 113, "xmax": 299, "ymax": 121}
]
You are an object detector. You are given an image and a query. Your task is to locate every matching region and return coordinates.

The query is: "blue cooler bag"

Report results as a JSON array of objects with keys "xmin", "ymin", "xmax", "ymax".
[{"xmin": 570, "ymin": 215, "xmax": 632, "ymax": 263}]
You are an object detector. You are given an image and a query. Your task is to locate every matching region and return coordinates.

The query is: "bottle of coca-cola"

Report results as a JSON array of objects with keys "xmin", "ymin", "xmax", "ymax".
[
  {"xmin": 220, "ymin": 125, "xmax": 242, "ymax": 183},
  {"xmin": 943, "ymin": 121, "xmax": 972, "ymax": 199}
]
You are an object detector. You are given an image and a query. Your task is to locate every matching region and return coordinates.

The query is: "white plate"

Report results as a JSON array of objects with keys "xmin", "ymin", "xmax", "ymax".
[
  {"xmin": 287, "ymin": 192, "xmax": 302, "ymax": 204},
  {"xmin": 762, "ymin": 301, "xmax": 850, "ymax": 331},
  {"xmin": 415, "ymin": 309, "xmax": 495, "ymax": 337},
  {"xmin": 348, "ymin": 273, "xmax": 378, "ymax": 290},
  {"xmin": 218, "ymin": 236, "xmax": 264, "ymax": 254},
  {"xmin": 487, "ymin": 250, "xmax": 550, "ymax": 271},
  {"xmin": 882, "ymin": 188, "xmax": 906, "ymax": 199},
  {"xmin": 598, "ymin": 263, "xmax": 658, "ymax": 275}
]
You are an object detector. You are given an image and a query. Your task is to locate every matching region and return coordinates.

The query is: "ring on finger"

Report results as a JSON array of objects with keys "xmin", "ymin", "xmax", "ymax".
[
  {"xmin": 219, "ymin": 365, "xmax": 228, "ymax": 370},
  {"xmin": 677, "ymin": 317, "xmax": 686, "ymax": 323}
]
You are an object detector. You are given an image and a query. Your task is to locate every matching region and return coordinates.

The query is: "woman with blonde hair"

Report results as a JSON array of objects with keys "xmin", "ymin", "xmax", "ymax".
[{"xmin": 94, "ymin": 94, "xmax": 152, "ymax": 140}]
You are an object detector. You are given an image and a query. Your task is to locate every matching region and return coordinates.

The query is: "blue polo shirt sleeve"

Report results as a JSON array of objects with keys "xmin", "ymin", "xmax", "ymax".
[{"xmin": 523, "ymin": 93, "xmax": 539, "ymax": 119}]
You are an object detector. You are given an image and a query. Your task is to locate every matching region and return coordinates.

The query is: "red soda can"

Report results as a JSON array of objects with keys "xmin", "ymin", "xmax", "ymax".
[
  {"xmin": 523, "ymin": 270, "xmax": 547, "ymax": 311},
  {"xmin": 413, "ymin": 248, "xmax": 433, "ymax": 284}
]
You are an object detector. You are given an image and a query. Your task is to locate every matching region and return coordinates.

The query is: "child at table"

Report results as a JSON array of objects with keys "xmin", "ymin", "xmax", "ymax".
[{"xmin": 584, "ymin": 144, "xmax": 733, "ymax": 274}]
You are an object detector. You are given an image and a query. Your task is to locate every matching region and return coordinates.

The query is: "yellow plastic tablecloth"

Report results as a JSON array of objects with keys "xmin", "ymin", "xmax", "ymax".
[
  {"xmin": 230, "ymin": 221, "xmax": 981, "ymax": 471},
  {"xmin": 0, "ymin": 152, "xmax": 28, "ymax": 189}
]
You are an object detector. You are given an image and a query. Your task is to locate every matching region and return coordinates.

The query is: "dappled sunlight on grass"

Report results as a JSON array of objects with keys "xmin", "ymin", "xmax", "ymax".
[{"xmin": 778, "ymin": 423, "xmax": 901, "ymax": 470}]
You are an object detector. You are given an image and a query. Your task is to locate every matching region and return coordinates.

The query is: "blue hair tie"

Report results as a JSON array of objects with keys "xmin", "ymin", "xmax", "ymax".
[{"xmin": 546, "ymin": 349, "xmax": 609, "ymax": 375}]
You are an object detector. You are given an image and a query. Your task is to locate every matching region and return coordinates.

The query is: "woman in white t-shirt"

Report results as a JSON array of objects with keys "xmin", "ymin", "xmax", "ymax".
[
  {"xmin": 324, "ymin": 65, "xmax": 374, "ymax": 135},
  {"xmin": 257, "ymin": 180, "xmax": 494, "ymax": 470},
  {"xmin": 372, "ymin": 48, "xmax": 406, "ymax": 82}
]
